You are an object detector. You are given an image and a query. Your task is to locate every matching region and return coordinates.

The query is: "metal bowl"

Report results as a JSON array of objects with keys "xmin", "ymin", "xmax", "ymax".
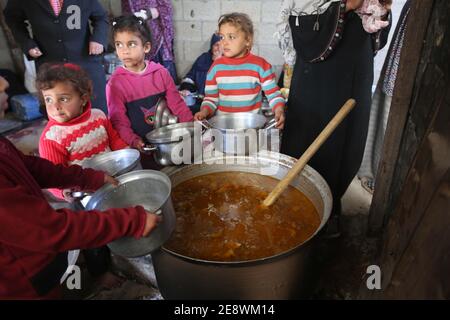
[
  {"xmin": 84, "ymin": 170, "xmax": 176, "ymax": 257},
  {"xmin": 82, "ymin": 149, "xmax": 141, "ymax": 177},
  {"xmin": 205, "ymin": 113, "xmax": 277, "ymax": 155},
  {"xmin": 208, "ymin": 112, "xmax": 269, "ymax": 130}
]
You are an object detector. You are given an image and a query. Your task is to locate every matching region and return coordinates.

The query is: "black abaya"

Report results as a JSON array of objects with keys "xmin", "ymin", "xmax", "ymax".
[{"xmin": 281, "ymin": 12, "xmax": 375, "ymax": 211}]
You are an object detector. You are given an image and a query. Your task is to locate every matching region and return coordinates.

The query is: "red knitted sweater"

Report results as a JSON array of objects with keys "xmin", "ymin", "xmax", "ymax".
[{"xmin": 39, "ymin": 103, "xmax": 128, "ymax": 198}]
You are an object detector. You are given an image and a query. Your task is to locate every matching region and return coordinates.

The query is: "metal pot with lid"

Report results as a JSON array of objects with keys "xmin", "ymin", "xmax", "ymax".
[{"xmin": 144, "ymin": 122, "xmax": 203, "ymax": 166}]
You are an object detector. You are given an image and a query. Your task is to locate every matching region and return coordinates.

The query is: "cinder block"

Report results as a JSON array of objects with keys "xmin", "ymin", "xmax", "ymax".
[
  {"xmin": 177, "ymin": 62, "xmax": 193, "ymax": 80},
  {"xmin": 173, "ymin": 41, "xmax": 184, "ymax": 64},
  {"xmin": 202, "ymin": 22, "xmax": 219, "ymax": 40},
  {"xmin": 259, "ymin": 45, "xmax": 284, "ymax": 66},
  {"xmin": 98, "ymin": 0, "xmax": 122, "ymax": 17},
  {"xmin": 183, "ymin": 0, "xmax": 221, "ymax": 21},
  {"xmin": 172, "ymin": 0, "xmax": 184, "ymax": 20},
  {"xmin": 174, "ymin": 21, "xmax": 203, "ymax": 41},
  {"xmin": 221, "ymin": 1, "xmax": 261, "ymax": 21},
  {"xmin": 273, "ymin": 65, "xmax": 283, "ymax": 81},
  {"xmin": 261, "ymin": 0, "xmax": 282, "ymax": 23},
  {"xmin": 256, "ymin": 23, "xmax": 277, "ymax": 45},
  {"xmin": 184, "ymin": 40, "xmax": 210, "ymax": 63},
  {"xmin": 250, "ymin": 45, "xmax": 259, "ymax": 56}
]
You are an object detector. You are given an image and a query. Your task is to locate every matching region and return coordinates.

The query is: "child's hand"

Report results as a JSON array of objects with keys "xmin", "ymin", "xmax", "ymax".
[
  {"xmin": 194, "ymin": 109, "xmax": 210, "ymax": 121},
  {"xmin": 89, "ymin": 41, "xmax": 104, "ymax": 55},
  {"xmin": 142, "ymin": 211, "xmax": 162, "ymax": 237},
  {"xmin": 179, "ymin": 90, "xmax": 191, "ymax": 97},
  {"xmin": 131, "ymin": 138, "xmax": 145, "ymax": 152},
  {"xmin": 274, "ymin": 107, "xmax": 285, "ymax": 129},
  {"xmin": 104, "ymin": 174, "xmax": 119, "ymax": 187}
]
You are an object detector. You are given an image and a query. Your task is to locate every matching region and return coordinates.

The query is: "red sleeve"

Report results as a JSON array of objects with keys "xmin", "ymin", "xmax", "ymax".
[
  {"xmin": 104, "ymin": 119, "xmax": 129, "ymax": 150},
  {"xmin": 0, "ymin": 177, "xmax": 147, "ymax": 253},
  {"xmin": 22, "ymin": 153, "xmax": 105, "ymax": 197},
  {"xmin": 38, "ymin": 137, "xmax": 104, "ymax": 199},
  {"xmin": 39, "ymin": 137, "xmax": 69, "ymax": 168},
  {"xmin": 106, "ymin": 81, "xmax": 141, "ymax": 146},
  {"xmin": 162, "ymin": 69, "xmax": 194, "ymax": 122}
]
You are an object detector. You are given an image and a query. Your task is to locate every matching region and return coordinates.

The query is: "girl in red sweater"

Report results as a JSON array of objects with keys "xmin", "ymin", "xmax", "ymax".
[
  {"xmin": 37, "ymin": 62, "xmax": 130, "ymax": 290},
  {"xmin": 38, "ymin": 63, "xmax": 129, "ymax": 200}
]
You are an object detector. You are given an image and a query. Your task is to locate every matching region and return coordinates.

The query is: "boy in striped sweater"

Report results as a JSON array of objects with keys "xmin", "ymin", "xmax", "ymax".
[{"xmin": 194, "ymin": 12, "xmax": 285, "ymax": 129}]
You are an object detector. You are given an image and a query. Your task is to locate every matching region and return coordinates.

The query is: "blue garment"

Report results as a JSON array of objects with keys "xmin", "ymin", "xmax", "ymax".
[
  {"xmin": 183, "ymin": 52, "xmax": 213, "ymax": 95},
  {"xmin": 180, "ymin": 34, "xmax": 221, "ymax": 95}
]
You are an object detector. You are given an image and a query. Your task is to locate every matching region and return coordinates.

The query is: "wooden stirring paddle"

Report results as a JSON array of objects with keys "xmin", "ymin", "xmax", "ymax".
[{"xmin": 262, "ymin": 98, "xmax": 356, "ymax": 207}]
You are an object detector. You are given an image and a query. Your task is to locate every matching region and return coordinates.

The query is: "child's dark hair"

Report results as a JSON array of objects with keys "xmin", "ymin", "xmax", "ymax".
[
  {"xmin": 112, "ymin": 15, "xmax": 152, "ymax": 44},
  {"xmin": 35, "ymin": 63, "xmax": 93, "ymax": 104},
  {"xmin": 218, "ymin": 12, "xmax": 254, "ymax": 43}
]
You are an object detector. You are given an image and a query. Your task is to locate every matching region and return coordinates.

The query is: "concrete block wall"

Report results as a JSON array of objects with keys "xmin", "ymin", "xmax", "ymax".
[
  {"xmin": 172, "ymin": 0, "xmax": 284, "ymax": 81},
  {"xmin": 98, "ymin": 0, "xmax": 284, "ymax": 81}
]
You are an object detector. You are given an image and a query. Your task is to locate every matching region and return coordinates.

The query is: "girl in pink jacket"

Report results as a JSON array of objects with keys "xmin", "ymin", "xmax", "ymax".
[{"xmin": 107, "ymin": 15, "xmax": 193, "ymax": 151}]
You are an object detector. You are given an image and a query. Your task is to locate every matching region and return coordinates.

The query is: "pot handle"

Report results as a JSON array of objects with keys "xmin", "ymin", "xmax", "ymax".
[
  {"xmin": 195, "ymin": 119, "xmax": 212, "ymax": 130},
  {"xmin": 142, "ymin": 144, "xmax": 157, "ymax": 153},
  {"xmin": 263, "ymin": 118, "xmax": 277, "ymax": 130}
]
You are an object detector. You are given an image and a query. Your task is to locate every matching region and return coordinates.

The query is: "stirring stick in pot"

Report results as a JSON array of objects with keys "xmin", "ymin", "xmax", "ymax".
[{"xmin": 262, "ymin": 99, "xmax": 356, "ymax": 207}]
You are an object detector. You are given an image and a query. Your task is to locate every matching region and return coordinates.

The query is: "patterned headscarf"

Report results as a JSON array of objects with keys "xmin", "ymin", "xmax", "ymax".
[{"xmin": 121, "ymin": 0, "xmax": 175, "ymax": 61}]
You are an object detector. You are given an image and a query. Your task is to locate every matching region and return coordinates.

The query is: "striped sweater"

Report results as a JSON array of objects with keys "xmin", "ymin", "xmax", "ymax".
[
  {"xmin": 39, "ymin": 103, "xmax": 128, "ymax": 198},
  {"xmin": 200, "ymin": 52, "xmax": 285, "ymax": 115}
]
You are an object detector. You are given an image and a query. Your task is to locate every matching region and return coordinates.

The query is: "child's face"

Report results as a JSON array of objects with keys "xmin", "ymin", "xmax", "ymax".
[
  {"xmin": 42, "ymin": 82, "xmax": 87, "ymax": 123},
  {"xmin": 219, "ymin": 23, "xmax": 251, "ymax": 59},
  {"xmin": 114, "ymin": 31, "xmax": 151, "ymax": 72}
]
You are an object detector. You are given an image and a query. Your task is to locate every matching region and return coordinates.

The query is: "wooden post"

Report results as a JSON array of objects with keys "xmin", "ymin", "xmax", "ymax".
[
  {"xmin": 360, "ymin": 0, "xmax": 450, "ymax": 298},
  {"xmin": 368, "ymin": 0, "xmax": 435, "ymax": 234}
]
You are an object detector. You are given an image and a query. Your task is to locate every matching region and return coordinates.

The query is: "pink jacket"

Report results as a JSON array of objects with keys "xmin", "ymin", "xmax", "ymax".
[{"xmin": 107, "ymin": 61, "xmax": 193, "ymax": 145}]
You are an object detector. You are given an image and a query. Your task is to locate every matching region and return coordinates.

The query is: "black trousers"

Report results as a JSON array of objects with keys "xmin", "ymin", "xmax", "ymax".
[{"xmin": 281, "ymin": 13, "xmax": 374, "ymax": 213}]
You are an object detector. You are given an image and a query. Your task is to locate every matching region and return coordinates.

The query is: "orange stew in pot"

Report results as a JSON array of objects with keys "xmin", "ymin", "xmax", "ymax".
[{"xmin": 165, "ymin": 172, "xmax": 321, "ymax": 262}]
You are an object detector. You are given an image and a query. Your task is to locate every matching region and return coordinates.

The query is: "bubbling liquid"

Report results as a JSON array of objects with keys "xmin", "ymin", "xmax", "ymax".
[{"xmin": 165, "ymin": 172, "xmax": 321, "ymax": 262}]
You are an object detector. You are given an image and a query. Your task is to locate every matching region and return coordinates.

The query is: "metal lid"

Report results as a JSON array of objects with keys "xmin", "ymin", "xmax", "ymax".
[
  {"xmin": 84, "ymin": 170, "xmax": 176, "ymax": 257},
  {"xmin": 82, "ymin": 149, "xmax": 140, "ymax": 177},
  {"xmin": 146, "ymin": 122, "xmax": 195, "ymax": 144},
  {"xmin": 154, "ymin": 98, "xmax": 178, "ymax": 129}
]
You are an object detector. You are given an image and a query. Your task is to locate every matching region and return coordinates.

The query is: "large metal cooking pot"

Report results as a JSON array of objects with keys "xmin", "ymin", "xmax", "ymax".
[
  {"xmin": 204, "ymin": 113, "xmax": 277, "ymax": 155},
  {"xmin": 84, "ymin": 170, "xmax": 176, "ymax": 258},
  {"xmin": 144, "ymin": 122, "xmax": 203, "ymax": 166},
  {"xmin": 152, "ymin": 151, "xmax": 332, "ymax": 299}
]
